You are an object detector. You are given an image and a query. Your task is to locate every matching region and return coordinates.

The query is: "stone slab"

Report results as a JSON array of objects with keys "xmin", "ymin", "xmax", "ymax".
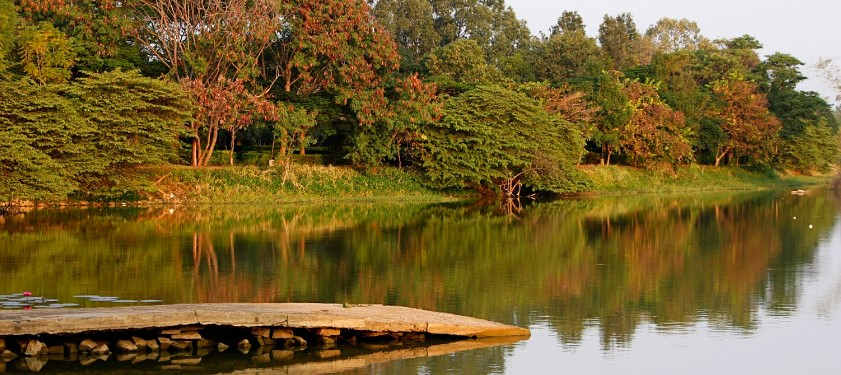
[{"xmin": 0, "ymin": 304, "xmax": 529, "ymax": 338}]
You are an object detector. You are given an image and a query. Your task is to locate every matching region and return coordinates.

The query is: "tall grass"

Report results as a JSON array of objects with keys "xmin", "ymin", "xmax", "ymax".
[
  {"xmin": 582, "ymin": 164, "xmax": 830, "ymax": 194},
  {"xmin": 152, "ymin": 163, "xmax": 460, "ymax": 204}
]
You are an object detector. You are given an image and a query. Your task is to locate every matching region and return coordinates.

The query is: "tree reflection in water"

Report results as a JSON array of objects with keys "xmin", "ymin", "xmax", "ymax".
[{"xmin": 0, "ymin": 190, "xmax": 838, "ymax": 351}]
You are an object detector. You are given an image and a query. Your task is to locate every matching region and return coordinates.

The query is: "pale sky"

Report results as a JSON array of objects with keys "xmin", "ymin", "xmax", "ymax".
[{"xmin": 506, "ymin": 0, "xmax": 840, "ymax": 104}]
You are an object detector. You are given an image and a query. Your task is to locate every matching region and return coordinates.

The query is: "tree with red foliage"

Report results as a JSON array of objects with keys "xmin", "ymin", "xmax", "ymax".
[
  {"xmin": 621, "ymin": 80, "xmax": 693, "ymax": 168},
  {"xmin": 710, "ymin": 77, "xmax": 782, "ymax": 166},
  {"xmin": 128, "ymin": 0, "xmax": 279, "ymax": 166},
  {"xmin": 266, "ymin": 0, "xmax": 400, "ymax": 126}
]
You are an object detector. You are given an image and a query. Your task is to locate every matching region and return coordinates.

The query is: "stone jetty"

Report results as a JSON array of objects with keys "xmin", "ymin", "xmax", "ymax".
[{"xmin": 0, "ymin": 303, "xmax": 529, "ymax": 367}]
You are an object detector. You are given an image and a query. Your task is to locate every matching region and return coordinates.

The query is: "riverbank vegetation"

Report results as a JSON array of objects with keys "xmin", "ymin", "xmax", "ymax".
[{"xmin": 1, "ymin": 0, "xmax": 839, "ymax": 204}]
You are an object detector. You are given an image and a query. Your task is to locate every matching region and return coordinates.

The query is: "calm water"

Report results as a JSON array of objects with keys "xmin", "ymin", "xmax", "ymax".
[{"xmin": 1, "ymin": 190, "xmax": 840, "ymax": 373}]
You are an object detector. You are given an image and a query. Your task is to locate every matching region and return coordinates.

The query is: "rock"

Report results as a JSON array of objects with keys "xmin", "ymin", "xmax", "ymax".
[
  {"xmin": 160, "ymin": 329, "xmax": 181, "ymax": 335},
  {"xmin": 171, "ymin": 332, "xmax": 202, "ymax": 340},
  {"xmin": 197, "ymin": 339, "xmax": 215, "ymax": 349},
  {"xmin": 116, "ymin": 339, "xmax": 138, "ymax": 352},
  {"xmin": 47, "ymin": 345, "xmax": 64, "ymax": 355},
  {"xmin": 0, "ymin": 362, "xmax": 5, "ymax": 372},
  {"xmin": 146, "ymin": 339, "xmax": 159, "ymax": 351},
  {"xmin": 291, "ymin": 336, "xmax": 307, "ymax": 347},
  {"xmin": 312, "ymin": 327, "xmax": 341, "ymax": 336},
  {"xmin": 251, "ymin": 327, "xmax": 271, "ymax": 338},
  {"xmin": 237, "ymin": 339, "xmax": 251, "ymax": 354},
  {"xmin": 157, "ymin": 337, "xmax": 172, "ymax": 351},
  {"xmin": 79, "ymin": 339, "xmax": 97, "ymax": 352},
  {"xmin": 271, "ymin": 350, "xmax": 293, "ymax": 361},
  {"xmin": 217, "ymin": 342, "xmax": 229, "ymax": 352},
  {"xmin": 131, "ymin": 337, "xmax": 148, "ymax": 350},
  {"xmin": 91, "ymin": 343, "xmax": 110, "ymax": 356},
  {"xmin": 271, "ymin": 328, "xmax": 293, "ymax": 339},
  {"xmin": 22, "ymin": 339, "xmax": 47, "ymax": 356},
  {"xmin": 170, "ymin": 341, "xmax": 192, "ymax": 352},
  {"xmin": 0, "ymin": 338, "xmax": 5, "ymax": 351}
]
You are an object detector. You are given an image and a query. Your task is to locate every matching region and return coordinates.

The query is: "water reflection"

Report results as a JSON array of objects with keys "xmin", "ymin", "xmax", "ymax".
[{"xmin": 1, "ymin": 190, "xmax": 839, "ymax": 372}]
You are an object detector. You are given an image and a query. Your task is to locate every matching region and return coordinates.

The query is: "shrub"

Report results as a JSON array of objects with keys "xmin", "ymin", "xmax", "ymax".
[{"xmin": 421, "ymin": 85, "xmax": 590, "ymax": 195}]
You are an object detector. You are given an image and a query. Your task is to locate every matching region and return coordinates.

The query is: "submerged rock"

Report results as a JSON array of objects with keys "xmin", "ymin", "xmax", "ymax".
[
  {"xmin": 131, "ymin": 336, "xmax": 148, "ymax": 350},
  {"xmin": 91, "ymin": 343, "xmax": 110, "ymax": 356},
  {"xmin": 237, "ymin": 339, "xmax": 251, "ymax": 354},
  {"xmin": 116, "ymin": 339, "xmax": 138, "ymax": 352},
  {"xmin": 1, "ymin": 350, "xmax": 18, "ymax": 361},
  {"xmin": 79, "ymin": 339, "xmax": 97, "ymax": 352}
]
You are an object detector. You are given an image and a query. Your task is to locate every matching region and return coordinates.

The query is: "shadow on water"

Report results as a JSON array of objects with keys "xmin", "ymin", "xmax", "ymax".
[{"xmin": 1, "ymin": 189, "xmax": 839, "ymax": 372}]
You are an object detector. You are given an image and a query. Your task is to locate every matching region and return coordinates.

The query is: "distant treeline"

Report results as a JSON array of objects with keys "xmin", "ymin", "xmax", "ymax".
[{"xmin": 1, "ymin": 0, "xmax": 840, "ymax": 201}]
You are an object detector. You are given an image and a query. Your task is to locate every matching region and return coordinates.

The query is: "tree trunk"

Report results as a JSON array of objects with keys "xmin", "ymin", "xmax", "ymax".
[
  {"xmin": 299, "ymin": 131, "xmax": 306, "ymax": 155},
  {"xmin": 715, "ymin": 150, "xmax": 728, "ymax": 167},
  {"xmin": 229, "ymin": 131, "xmax": 236, "ymax": 166},
  {"xmin": 199, "ymin": 125, "xmax": 219, "ymax": 167},
  {"xmin": 191, "ymin": 138, "xmax": 199, "ymax": 167},
  {"xmin": 606, "ymin": 149, "xmax": 612, "ymax": 166}
]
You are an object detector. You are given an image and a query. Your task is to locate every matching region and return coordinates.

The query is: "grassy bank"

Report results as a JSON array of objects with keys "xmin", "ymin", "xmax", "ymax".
[
  {"xmin": 5, "ymin": 163, "xmax": 832, "ymax": 210},
  {"xmin": 146, "ymin": 163, "xmax": 461, "ymax": 204},
  {"xmin": 582, "ymin": 164, "xmax": 831, "ymax": 194}
]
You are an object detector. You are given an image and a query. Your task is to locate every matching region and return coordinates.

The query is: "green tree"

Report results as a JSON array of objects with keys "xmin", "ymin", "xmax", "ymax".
[
  {"xmin": 551, "ymin": 10, "xmax": 585, "ymax": 35},
  {"xmin": 425, "ymin": 39, "xmax": 509, "ymax": 88},
  {"xmin": 16, "ymin": 22, "xmax": 75, "ymax": 84},
  {"xmin": 645, "ymin": 17, "xmax": 709, "ymax": 53},
  {"xmin": 18, "ymin": 0, "xmax": 158, "ymax": 75},
  {"xmin": 589, "ymin": 70, "xmax": 632, "ymax": 165},
  {"xmin": 599, "ymin": 13, "xmax": 651, "ymax": 70},
  {"xmin": 0, "ymin": 70, "xmax": 191, "ymax": 201},
  {"xmin": 779, "ymin": 121, "xmax": 840, "ymax": 173},
  {"xmin": 430, "ymin": 0, "xmax": 531, "ymax": 65},
  {"xmin": 422, "ymin": 85, "xmax": 588, "ymax": 195},
  {"xmin": 373, "ymin": 0, "xmax": 440, "ymax": 72},
  {"xmin": 531, "ymin": 27, "xmax": 604, "ymax": 85},
  {"xmin": 0, "ymin": 0, "xmax": 18, "ymax": 73}
]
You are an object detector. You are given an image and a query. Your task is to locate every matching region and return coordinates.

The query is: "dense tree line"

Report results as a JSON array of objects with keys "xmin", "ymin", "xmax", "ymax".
[{"xmin": 1, "ymin": 0, "xmax": 838, "ymax": 201}]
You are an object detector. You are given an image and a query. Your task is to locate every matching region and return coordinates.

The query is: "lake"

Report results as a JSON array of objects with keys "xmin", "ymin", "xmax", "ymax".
[{"xmin": 1, "ymin": 189, "xmax": 840, "ymax": 373}]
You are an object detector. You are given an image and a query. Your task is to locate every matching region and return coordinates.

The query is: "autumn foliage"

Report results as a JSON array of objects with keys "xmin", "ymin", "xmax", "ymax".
[{"xmin": 710, "ymin": 78, "xmax": 782, "ymax": 166}]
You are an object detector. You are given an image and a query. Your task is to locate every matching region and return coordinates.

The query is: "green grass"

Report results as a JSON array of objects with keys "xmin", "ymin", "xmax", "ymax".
[
  {"xmin": 582, "ymin": 164, "xmax": 832, "ymax": 194},
  {"xmin": 146, "ymin": 163, "xmax": 462, "ymax": 204}
]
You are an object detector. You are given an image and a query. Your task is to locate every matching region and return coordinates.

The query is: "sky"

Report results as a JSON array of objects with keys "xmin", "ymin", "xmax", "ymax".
[{"xmin": 506, "ymin": 0, "xmax": 840, "ymax": 104}]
